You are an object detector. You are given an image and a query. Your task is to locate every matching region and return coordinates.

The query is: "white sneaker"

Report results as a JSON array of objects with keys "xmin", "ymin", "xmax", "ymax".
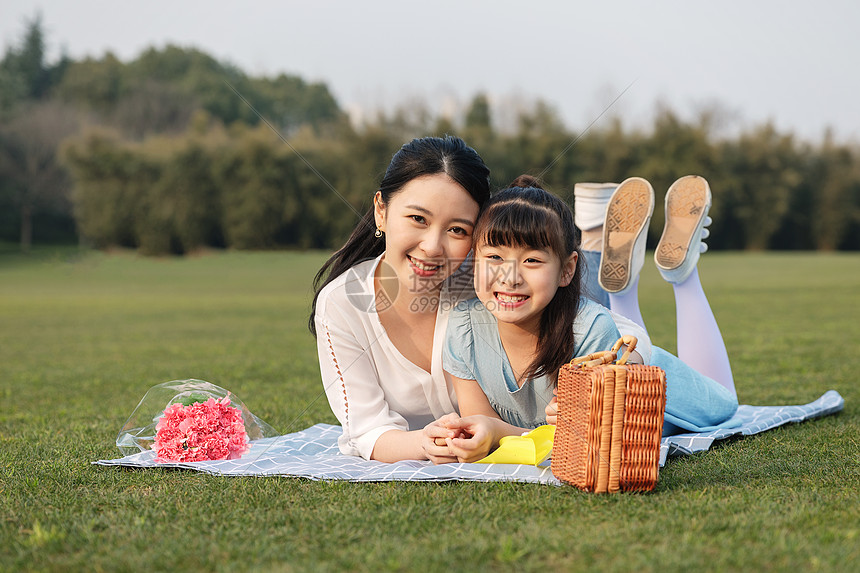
[
  {"xmin": 598, "ymin": 177, "xmax": 654, "ymax": 294},
  {"xmin": 655, "ymin": 175, "xmax": 712, "ymax": 284}
]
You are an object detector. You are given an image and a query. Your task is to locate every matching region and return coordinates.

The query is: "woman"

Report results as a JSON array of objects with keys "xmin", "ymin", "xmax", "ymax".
[{"xmin": 310, "ymin": 136, "xmax": 491, "ymax": 463}]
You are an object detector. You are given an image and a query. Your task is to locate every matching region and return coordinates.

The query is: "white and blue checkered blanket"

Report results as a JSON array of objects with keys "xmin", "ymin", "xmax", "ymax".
[{"xmin": 94, "ymin": 390, "xmax": 844, "ymax": 485}]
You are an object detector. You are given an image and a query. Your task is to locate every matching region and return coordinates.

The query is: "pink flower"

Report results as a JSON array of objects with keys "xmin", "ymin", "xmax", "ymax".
[{"xmin": 152, "ymin": 395, "xmax": 250, "ymax": 462}]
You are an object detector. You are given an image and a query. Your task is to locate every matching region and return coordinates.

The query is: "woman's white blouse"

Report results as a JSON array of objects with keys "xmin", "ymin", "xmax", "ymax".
[{"xmin": 314, "ymin": 255, "xmax": 474, "ymax": 460}]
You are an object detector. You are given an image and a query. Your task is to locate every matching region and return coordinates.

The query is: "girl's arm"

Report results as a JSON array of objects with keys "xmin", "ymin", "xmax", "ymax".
[
  {"xmin": 450, "ymin": 372, "xmax": 502, "ymax": 418},
  {"xmin": 444, "ymin": 372, "xmax": 531, "ymax": 462},
  {"xmin": 545, "ymin": 389, "xmax": 558, "ymax": 425}
]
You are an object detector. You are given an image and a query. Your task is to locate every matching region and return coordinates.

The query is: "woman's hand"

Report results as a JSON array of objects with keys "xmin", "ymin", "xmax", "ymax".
[
  {"xmin": 421, "ymin": 413, "xmax": 462, "ymax": 464},
  {"xmin": 545, "ymin": 390, "xmax": 558, "ymax": 425}
]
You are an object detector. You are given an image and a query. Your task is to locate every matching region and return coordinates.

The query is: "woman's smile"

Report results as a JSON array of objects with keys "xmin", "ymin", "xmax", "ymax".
[{"xmin": 407, "ymin": 254, "xmax": 443, "ymax": 277}]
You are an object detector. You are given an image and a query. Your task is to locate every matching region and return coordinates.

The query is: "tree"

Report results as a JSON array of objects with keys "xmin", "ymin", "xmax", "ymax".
[
  {"xmin": 157, "ymin": 139, "xmax": 223, "ymax": 252},
  {"xmin": 55, "ymin": 53, "xmax": 124, "ymax": 111},
  {"xmin": 61, "ymin": 129, "xmax": 140, "ymax": 248},
  {"xmin": 214, "ymin": 128, "xmax": 293, "ymax": 249},
  {"xmin": 508, "ymin": 100, "xmax": 570, "ymax": 188},
  {"xmin": 250, "ymin": 74, "xmax": 345, "ymax": 134},
  {"xmin": 809, "ymin": 134, "xmax": 860, "ymax": 250},
  {"xmin": 464, "ymin": 93, "xmax": 492, "ymax": 132},
  {"xmin": 0, "ymin": 15, "xmax": 76, "ymax": 250},
  {"xmin": 0, "ymin": 100, "xmax": 79, "ymax": 251},
  {"xmin": 0, "ymin": 14, "xmax": 68, "ymax": 114},
  {"xmin": 573, "ymin": 117, "xmax": 644, "ymax": 188},
  {"xmin": 719, "ymin": 123, "xmax": 801, "ymax": 250},
  {"xmin": 111, "ymin": 79, "xmax": 196, "ymax": 139}
]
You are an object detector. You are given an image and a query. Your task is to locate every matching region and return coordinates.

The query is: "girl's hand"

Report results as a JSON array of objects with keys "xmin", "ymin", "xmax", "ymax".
[
  {"xmin": 422, "ymin": 413, "xmax": 461, "ymax": 464},
  {"xmin": 545, "ymin": 390, "xmax": 558, "ymax": 425},
  {"xmin": 444, "ymin": 415, "xmax": 497, "ymax": 463}
]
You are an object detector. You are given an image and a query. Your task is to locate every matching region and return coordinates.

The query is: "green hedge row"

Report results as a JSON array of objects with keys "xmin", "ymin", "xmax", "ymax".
[{"xmin": 62, "ymin": 110, "xmax": 860, "ymax": 255}]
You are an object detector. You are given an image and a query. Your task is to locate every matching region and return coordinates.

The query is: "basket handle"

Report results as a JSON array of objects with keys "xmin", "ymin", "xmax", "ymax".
[
  {"xmin": 570, "ymin": 335, "xmax": 638, "ymax": 367},
  {"xmin": 613, "ymin": 335, "xmax": 638, "ymax": 365}
]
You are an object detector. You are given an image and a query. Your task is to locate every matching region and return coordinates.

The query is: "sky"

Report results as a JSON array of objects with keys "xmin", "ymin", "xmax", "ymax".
[{"xmin": 2, "ymin": 0, "xmax": 859, "ymax": 142}]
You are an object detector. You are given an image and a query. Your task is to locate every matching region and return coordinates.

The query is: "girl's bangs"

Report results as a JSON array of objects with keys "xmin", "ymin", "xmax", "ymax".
[{"xmin": 477, "ymin": 199, "xmax": 562, "ymax": 252}]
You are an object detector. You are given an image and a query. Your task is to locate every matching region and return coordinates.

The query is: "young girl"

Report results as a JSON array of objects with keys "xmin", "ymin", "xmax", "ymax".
[{"xmin": 439, "ymin": 176, "xmax": 739, "ymax": 463}]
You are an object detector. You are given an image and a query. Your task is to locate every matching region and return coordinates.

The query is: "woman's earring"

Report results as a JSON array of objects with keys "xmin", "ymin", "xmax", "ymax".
[{"xmin": 375, "ymin": 228, "xmax": 383, "ymax": 238}]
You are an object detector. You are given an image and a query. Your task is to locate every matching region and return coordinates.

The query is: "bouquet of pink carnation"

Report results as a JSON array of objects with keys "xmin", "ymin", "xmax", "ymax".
[
  {"xmin": 116, "ymin": 379, "xmax": 278, "ymax": 461},
  {"xmin": 153, "ymin": 395, "xmax": 249, "ymax": 462}
]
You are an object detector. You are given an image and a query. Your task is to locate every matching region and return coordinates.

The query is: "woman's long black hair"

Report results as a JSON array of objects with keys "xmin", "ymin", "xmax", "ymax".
[
  {"xmin": 473, "ymin": 175, "xmax": 583, "ymax": 381},
  {"xmin": 309, "ymin": 135, "xmax": 490, "ymax": 336}
]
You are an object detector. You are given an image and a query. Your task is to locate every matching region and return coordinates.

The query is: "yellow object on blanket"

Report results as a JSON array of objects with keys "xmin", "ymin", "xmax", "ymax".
[{"xmin": 474, "ymin": 425, "xmax": 556, "ymax": 465}]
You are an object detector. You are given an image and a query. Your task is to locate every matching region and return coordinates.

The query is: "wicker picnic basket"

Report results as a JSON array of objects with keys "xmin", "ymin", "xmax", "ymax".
[{"xmin": 552, "ymin": 336, "xmax": 667, "ymax": 493}]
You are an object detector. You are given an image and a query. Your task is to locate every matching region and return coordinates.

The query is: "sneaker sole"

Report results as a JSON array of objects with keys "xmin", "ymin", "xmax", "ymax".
[
  {"xmin": 655, "ymin": 176, "xmax": 710, "ymax": 271},
  {"xmin": 599, "ymin": 178, "xmax": 654, "ymax": 293}
]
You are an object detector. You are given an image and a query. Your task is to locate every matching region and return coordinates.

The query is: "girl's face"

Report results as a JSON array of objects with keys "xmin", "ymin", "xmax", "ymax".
[
  {"xmin": 474, "ymin": 241, "xmax": 577, "ymax": 332},
  {"xmin": 375, "ymin": 173, "xmax": 479, "ymax": 298}
]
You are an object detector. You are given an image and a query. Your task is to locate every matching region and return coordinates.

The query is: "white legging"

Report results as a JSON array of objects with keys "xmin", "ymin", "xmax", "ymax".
[{"xmin": 607, "ymin": 269, "xmax": 737, "ymax": 397}]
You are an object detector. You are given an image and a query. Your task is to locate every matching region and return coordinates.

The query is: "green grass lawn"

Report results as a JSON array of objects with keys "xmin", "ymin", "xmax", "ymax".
[{"xmin": 1, "ymin": 247, "xmax": 857, "ymax": 572}]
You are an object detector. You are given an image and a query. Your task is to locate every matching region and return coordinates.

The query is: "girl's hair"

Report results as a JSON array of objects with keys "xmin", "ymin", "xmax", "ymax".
[
  {"xmin": 309, "ymin": 135, "xmax": 491, "ymax": 336},
  {"xmin": 474, "ymin": 174, "xmax": 583, "ymax": 381}
]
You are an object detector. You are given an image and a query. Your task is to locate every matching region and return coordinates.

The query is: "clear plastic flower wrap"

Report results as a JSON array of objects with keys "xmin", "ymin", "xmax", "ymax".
[{"xmin": 116, "ymin": 379, "xmax": 278, "ymax": 460}]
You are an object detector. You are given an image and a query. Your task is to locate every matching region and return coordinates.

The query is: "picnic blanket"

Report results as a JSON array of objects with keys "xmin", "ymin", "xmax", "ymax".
[{"xmin": 94, "ymin": 390, "xmax": 844, "ymax": 485}]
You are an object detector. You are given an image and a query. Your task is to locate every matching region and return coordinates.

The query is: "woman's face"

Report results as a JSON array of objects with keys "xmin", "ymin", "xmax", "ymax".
[{"xmin": 375, "ymin": 173, "xmax": 480, "ymax": 298}]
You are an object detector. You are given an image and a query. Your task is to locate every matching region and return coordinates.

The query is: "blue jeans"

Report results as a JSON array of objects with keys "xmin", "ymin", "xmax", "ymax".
[{"xmin": 581, "ymin": 250, "xmax": 609, "ymax": 307}]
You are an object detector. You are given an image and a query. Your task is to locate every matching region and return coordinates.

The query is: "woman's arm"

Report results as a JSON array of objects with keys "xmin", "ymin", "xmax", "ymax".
[
  {"xmin": 372, "ymin": 413, "xmax": 462, "ymax": 463},
  {"xmin": 369, "ymin": 430, "xmax": 425, "ymax": 462},
  {"xmin": 316, "ymin": 292, "xmax": 420, "ymax": 461}
]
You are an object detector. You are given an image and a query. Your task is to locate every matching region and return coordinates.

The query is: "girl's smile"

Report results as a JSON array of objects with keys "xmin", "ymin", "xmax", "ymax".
[{"xmin": 493, "ymin": 291, "xmax": 530, "ymax": 308}]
